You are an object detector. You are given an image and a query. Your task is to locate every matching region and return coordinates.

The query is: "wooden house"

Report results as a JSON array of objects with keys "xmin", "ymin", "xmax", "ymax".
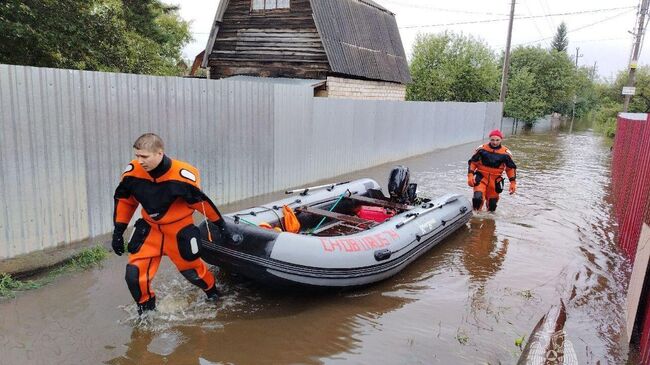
[{"xmin": 201, "ymin": 0, "xmax": 411, "ymax": 100}]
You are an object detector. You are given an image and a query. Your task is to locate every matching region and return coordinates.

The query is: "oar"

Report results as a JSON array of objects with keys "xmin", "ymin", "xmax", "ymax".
[
  {"xmin": 309, "ymin": 191, "xmax": 348, "ymax": 235},
  {"xmin": 285, "ymin": 181, "xmax": 350, "ymax": 196}
]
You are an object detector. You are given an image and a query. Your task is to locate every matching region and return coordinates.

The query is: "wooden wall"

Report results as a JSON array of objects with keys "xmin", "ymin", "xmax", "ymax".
[{"xmin": 208, "ymin": 0, "xmax": 330, "ymax": 79}]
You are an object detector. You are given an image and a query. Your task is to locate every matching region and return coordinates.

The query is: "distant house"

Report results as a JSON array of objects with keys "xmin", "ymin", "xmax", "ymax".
[{"xmin": 201, "ymin": 0, "xmax": 411, "ymax": 100}]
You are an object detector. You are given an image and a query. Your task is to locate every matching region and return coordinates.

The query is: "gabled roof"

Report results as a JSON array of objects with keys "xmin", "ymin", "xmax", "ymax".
[
  {"xmin": 201, "ymin": 0, "xmax": 230, "ymax": 68},
  {"xmin": 311, "ymin": 0, "xmax": 411, "ymax": 83},
  {"xmin": 202, "ymin": 0, "xmax": 411, "ymax": 84}
]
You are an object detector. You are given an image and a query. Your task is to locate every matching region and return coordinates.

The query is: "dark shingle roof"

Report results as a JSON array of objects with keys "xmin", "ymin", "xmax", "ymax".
[{"xmin": 310, "ymin": 0, "xmax": 411, "ymax": 84}]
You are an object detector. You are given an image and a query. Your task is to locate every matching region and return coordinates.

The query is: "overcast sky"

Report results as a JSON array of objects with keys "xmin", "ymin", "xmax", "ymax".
[{"xmin": 170, "ymin": 0, "xmax": 649, "ymax": 81}]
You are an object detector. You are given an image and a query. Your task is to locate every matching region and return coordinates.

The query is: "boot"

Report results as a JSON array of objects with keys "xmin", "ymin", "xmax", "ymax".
[
  {"xmin": 137, "ymin": 296, "xmax": 156, "ymax": 315},
  {"xmin": 487, "ymin": 198, "xmax": 498, "ymax": 212},
  {"xmin": 205, "ymin": 285, "xmax": 220, "ymax": 302}
]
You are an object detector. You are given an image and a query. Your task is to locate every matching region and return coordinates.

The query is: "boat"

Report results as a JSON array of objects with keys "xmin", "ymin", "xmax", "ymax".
[
  {"xmin": 199, "ymin": 167, "xmax": 472, "ymax": 288},
  {"xmin": 517, "ymin": 299, "xmax": 578, "ymax": 365}
]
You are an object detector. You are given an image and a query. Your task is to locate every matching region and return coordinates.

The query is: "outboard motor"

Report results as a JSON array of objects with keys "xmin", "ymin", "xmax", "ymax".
[
  {"xmin": 388, "ymin": 165, "xmax": 410, "ymax": 203},
  {"xmin": 406, "ymin": 182, "xmax": 418, "ymax": 203}
]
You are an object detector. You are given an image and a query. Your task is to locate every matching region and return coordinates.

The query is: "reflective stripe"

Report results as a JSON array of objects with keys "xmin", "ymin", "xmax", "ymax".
[
  {"xmin": 180, "ymin": 168, "xmax": 196, "ymax": 182},
  {"xmin": 190, "ymin": 237, "xmax": 199, "ymax": 254}
]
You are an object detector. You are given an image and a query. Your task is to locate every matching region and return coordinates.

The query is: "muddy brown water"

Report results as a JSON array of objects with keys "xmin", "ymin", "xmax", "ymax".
[{"xmin": 0, "ymin": 131, "xmax": 631, "ymax": 364}]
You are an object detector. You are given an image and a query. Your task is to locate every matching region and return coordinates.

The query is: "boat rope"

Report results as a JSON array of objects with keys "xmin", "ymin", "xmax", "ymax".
[
  {"xmin": 201, "ymin": 201, "xmax": 213, "ymax": 242},
  {"xmin": 309, "ymin": 190, "xmax": 350, "ymax": 235}
]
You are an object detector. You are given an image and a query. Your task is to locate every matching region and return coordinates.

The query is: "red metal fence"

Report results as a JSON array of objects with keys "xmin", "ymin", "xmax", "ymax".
[
  {"xmin": 611, "ymin": 113, "xmax": 650, "ymax": 362},
  {"xmin": 612, "ymin": 113, "xmax": 650, "ymax": 258}
]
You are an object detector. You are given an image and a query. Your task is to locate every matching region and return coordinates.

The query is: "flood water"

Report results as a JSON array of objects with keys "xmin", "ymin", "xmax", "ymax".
[{"xmin": 0, "ymin": 130, "xmax": 631, "ymax": 364}]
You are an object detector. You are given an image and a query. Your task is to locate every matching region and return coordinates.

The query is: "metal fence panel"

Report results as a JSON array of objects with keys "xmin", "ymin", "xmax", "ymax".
[{"xmin": 1, "ymin": 64, "xmax": 502, "ymax": 259}]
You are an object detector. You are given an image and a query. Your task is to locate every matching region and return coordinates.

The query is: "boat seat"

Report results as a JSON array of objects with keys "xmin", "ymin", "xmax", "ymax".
[
  {"xmin": 345, "ymin": 194, "xmax": 413, "ymax": 211},
  {"xmin": 296, "ymin": 206, "xmax": 376, "ymax": 226}
]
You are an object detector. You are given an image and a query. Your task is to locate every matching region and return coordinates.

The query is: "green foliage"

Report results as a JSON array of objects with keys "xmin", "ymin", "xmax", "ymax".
[
  {"xmin": 610, "ymin": 66, "xmax": 650, "ymax": 113},
  {"xmin": 0, "ymin": 0, "xmax": 191, "ymax": 76},
  {"xmin": 504, "ymin": 68, "xmax": 546, "ymax": 124},
  {"xmin": 515, "ymin": 336, "xmax": 525, "ymax": 349},
  {"xmin": 587, "ymin": 66, "xmax": 650, "ymax": 138},
  {"xmin": 573, "ymin": 67, "xmax": 600, "ymax": 118},
  {"xmin": 591, "ymin": 103, "xmax": 620, "ymax": 138},
  {"xmin": 504, "ymin": 46, "xmax": 577, "ymax": 122},
  {"xmin": 0, "ymin": 273, "xmax": 40, "ymax": 298},
  {"xmin": 455, "ymin": 329, "xmax": 470, "ymax": 345},
  {"xmin": 407, "ymin": 32, "xmax": 500, "ymax": 102},
  {"xmin": 550, "ymin": 22, "xmax": 569, "ymax": 52},
  {"xmin": 71, "ymin": 245, "xmax": 109, "ymax": 269},
  {"xmin": 0, "ymin": 245, "xmax": 108, "ymax": 298}
]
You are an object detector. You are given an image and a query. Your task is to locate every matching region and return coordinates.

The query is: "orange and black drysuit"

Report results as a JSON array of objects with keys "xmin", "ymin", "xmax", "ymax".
[
  {"xmin": 467, "ymin": 143, "xmax": 517, "ymax": 211},
  {"xmin": 113, "ymin": 155, "xmax": 223, "ymax": 312}
]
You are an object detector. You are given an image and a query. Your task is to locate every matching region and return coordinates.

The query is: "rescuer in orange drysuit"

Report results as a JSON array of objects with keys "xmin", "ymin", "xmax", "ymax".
[
  {"xmin": 467, "ymin": 129, "xmax": 517, "ymax": 212},
  {"xmin": 112, "ymin": 133, "xmax": 230, "ymax": 314}
]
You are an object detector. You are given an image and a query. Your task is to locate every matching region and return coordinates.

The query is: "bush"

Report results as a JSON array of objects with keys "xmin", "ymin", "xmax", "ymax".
[{"xmin": 590, "ymin": 103, "xmax": 621, "ymax": 138}]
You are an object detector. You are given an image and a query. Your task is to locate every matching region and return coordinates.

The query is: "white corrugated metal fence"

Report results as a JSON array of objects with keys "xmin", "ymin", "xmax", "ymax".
[{"xmin": 0, "ymin": 64, "xmax": 501, "ymax": 259}]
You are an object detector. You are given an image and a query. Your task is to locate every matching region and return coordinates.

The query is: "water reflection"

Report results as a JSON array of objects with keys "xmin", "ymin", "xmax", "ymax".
[{"xmin": 462, "ymin": 217, "xmax": 508, "ymax": 285}]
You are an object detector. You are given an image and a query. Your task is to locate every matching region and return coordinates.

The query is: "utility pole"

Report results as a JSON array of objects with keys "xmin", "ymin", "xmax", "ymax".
[
  {"xmin": 623, "ymin": 0, "xmax": 650, "ymax": 112},
  {"xmin": 570, "ymin": 47, "xmax": 583, "ymax": 133},
  {"xmin": 499, "ymin": 0, "xmax": 516, "ymax": 104}
]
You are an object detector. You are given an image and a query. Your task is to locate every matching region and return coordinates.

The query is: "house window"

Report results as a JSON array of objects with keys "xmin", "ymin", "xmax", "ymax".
[{"xmin": 252, "ymin": 0, "xmax": 290, "ymax": 11}]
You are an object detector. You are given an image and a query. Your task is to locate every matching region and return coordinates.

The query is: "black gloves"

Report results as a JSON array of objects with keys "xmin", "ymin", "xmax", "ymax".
[
  {"xmin": 112, "ymin": 223, "xmax": 127, "ymax": 256},
  {"xmin": 211, "ymin": 218, "xmax": 229, "ymax": 240},
  {"xmin": 212, "ymin": 219, "xmax": 242, "ymax": 244}
]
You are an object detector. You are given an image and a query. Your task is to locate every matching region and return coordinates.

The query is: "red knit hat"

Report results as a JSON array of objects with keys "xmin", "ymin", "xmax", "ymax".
[{"xmin": 489, "ymin": 129, "xmax": 504, "ymax": 139}]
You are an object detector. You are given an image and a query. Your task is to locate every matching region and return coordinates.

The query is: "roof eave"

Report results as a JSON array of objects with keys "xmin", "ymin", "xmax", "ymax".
[{"xmin": 201, "ymin": 0, "xmax": 230, "ymax": 68}]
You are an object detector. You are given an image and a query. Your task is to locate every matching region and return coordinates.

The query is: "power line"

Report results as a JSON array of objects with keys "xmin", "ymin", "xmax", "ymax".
[
  {"xmin": 537, "ymin": 0, "xmax": 557, "ymax": 35},
  {"xmin": 399, "ymin": 6, "xmax": 636, "ymax": 29},
  {"xmin": 569, "ymin": 37, "xmax": 630, "ymax": 43},
  {"xmin": 523, "ymin": 0, "xmax": 546, "ymax": 40},
  {"xmin": 516, "ymin": 9, "xmax": 635, "ymax": 46},
  {"xmin": 378, "ymin": 0, "xmax": 509, "ymax": 16}
]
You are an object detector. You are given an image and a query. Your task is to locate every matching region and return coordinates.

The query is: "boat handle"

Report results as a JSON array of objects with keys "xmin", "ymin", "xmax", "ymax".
[
  {"xmin": 374, "ymin": 249, "xmax": 391, "ymax": 261},
  {"xmin": 285, "ymin": 181, "xmax": 351, "ymax": 195}
]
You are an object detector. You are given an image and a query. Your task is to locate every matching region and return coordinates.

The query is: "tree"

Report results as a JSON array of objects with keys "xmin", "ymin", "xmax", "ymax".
[
  {"xmin": 586, "ymin": 66, "xmax": 650, "ymax": 138},
  {"xmin": 505, "ymin": 46, "xmax": 576, "ymax": 119},
  {"xmin": 407, "ymin": 32, "xmax": 500, "ymax": 102},
  {"xmin": 611, "ymin": 66, "xmax": 650, "ymax": 113},
  {"xmin": 0, "ymin": 0, "xmax": 191, "ymax": 76},
  {"xmin": 550, "ymin": 22, "xmax": 569, "ymax": 52},
  {"xmin": 504, "ymin": 67, "xmax": 546, "ymax": 124},
  {"xmin": 572, "ymin": 66, "xmax": 599, "ymax": 118}
]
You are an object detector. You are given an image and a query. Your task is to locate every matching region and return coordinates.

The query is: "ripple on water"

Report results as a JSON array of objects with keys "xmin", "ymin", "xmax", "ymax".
[{"xmin": 103, "ymin": 131, "xmax": 631, "ymax": 364}]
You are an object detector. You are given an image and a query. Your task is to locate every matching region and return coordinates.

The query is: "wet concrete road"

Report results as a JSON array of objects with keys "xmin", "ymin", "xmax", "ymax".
[{"xmin": 0, "ymin": 130, "xmax": 630, "ymax": 364}]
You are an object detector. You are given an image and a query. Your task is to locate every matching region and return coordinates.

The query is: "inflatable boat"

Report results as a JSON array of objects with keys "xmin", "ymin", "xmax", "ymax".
[{"xmin": 199, "ymin": 167, "xmax": 472, "ymax": 288}]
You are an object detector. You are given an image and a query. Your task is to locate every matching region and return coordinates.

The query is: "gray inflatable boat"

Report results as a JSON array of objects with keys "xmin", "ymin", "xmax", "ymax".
[{"xmin": 200, "ymin": 174, "xmax": 472, "ymax": 288}]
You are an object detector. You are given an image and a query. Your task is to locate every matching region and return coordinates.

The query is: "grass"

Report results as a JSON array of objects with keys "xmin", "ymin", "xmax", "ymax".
[
  {"xmin": 515, "ymin": 335, "xmax": 525, "ymax": 349},
  {"xmin": 69, "ymin": 245, "xmax": 108, "ymax": 269},
  {"xmin": 0, "ymin": 273, "xmax": 40, "ymax": 297},
  {"xmin": 0, "ymin": 245, "xmax": 108, "ymax": 298},
  {"xmin": 455, "ymin": 329, "xmax": 470, "ymax": 345},
  {"xmin": 519, "ymin": 289, "xmax": 534, "ymax": 300}
]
